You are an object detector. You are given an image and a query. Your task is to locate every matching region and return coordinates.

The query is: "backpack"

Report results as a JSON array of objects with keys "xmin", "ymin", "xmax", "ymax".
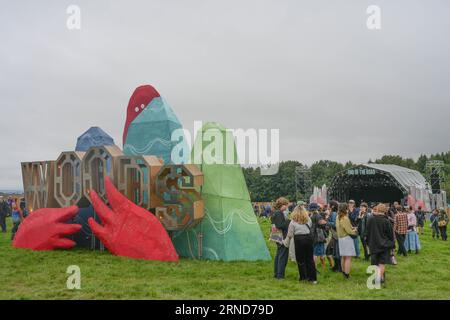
[{"xmin": 312, "ymin": 214, "xmax": 326, "ymax": 243}]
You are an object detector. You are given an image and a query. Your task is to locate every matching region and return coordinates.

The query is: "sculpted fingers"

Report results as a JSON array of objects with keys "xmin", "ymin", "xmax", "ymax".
[{"xmin": 90, "ymin": 190, "xmax": 114, "ymax": 225}]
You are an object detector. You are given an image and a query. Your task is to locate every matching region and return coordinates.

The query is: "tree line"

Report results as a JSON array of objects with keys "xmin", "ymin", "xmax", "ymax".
[{"xmin": 243, "ymin": 151, "xmax": 450, "ymax": 202}]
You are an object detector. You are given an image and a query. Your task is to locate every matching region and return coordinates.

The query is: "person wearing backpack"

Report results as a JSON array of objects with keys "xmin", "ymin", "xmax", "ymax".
[{"xmin": 309, "ymin": 203, "xmax": 327, "ymax": 271}]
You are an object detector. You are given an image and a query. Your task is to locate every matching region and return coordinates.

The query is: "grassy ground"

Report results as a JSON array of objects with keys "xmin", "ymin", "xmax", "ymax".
[{"xmin": 0, "ymin": 217, "xmax": 449, "ymax": 300}]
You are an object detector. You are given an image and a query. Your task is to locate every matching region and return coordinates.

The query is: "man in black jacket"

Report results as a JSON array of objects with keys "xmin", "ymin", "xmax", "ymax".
[
  {"xmin": 366, "ymin": 204, "xmax": 394, "ymax": 285},
  {"xmin": 271, "ymin": 197, "xmax": 290, "ymax": 279}
]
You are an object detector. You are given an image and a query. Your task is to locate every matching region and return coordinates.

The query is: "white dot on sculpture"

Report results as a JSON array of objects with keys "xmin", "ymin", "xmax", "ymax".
[
  {"xmin": 134, "ymin": 107, "xmax": 139, "ymax": 112},
  {"xmin": 141, "ymin": 104, "xmax": 145, "ymax": 109}
]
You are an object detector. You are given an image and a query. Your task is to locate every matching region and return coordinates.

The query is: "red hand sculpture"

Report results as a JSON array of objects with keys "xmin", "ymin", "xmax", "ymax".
[
  {"xmin": 13, "ymin": 206, "xmax": 81, "ymax": 250},
  {"xmin": 88, "ymin": 177, "xmax": 179, "ymax": 262}
]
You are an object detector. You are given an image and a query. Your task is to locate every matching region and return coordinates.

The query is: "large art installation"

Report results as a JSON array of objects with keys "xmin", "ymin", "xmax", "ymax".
[
  {"xmin": 15, "ymin": 84, "xmax": 271, "ymax": 263},
  {"xmin": 123, "ymin": 85, "xmax": 189, "ymax": 164},
  {"xmin": 172, "ymin": 123, "xmax": 271, "ymax": 261}
]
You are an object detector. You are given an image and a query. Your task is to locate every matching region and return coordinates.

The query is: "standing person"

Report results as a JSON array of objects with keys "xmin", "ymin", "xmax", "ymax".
[
  {"xmin": 326, "ymin": 201, "xmax": 339, "ymax": 271},
  {"xmin": 320, "ymin": 205, "xmax": 334, "ymax": 269},
  {"xmin": 283, "ymin": 206, "xmax": 317, "ymax": 284},
  {"xmin": 430, "ymin": 209, "xmax": 440, "ymax": 239},
  {"xmin": 386, "ymin": 204, "xmax": 398, "ymax": 265},
  {"xmin": 437, "ymin": 208, "xmax": 448, "ymax": 241},
  {"xmin": 271, "ymin": 197, "xmax": 290, "ymax": 279},
  {"xmin": 0, "ymin": 196, "xmax": 10, "ymax": 233},
  {"xmin": 309, "ymin": 203, "xmax": 327, "ymax": 270},
  {"xmin": 358, "ymin": 203, "xmax": 371, "ymax": 261},
  {"xmin": 10, "ymin": 202, "xmax": 24, "ymax": 240},
  {"xmin": 336, "ymin": 203, "xmax": 357, "ymax": 279},
  {"xmin": 405, "ymin": 207, "xmax": 421, "ymax": 254},
  {"xmin": 348, "ymin": 200, "xmax": 361, "ymax": 258},
  {"xmin": 394, "ymin": 207, "xmax": 408, "ymax": 257},
  {"xmin": 7, "ymin": 196, "xmax": 14, "ymax": 211},
  {"xmin": 365, "ymin": 204, "xmax": 395, "ymax": 286},
  {"xmin": 19, "ymin": 198, "xmax": 28, "ymax": 218},
  {"xmin": 415, "ymin": 206, "xmax": 426, "ymax": 235}
]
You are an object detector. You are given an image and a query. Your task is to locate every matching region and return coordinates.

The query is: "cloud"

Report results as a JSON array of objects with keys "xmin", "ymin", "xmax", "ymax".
[{"xmin": 0, "ymin": 0, "xmax": 449, "ymax": 189}]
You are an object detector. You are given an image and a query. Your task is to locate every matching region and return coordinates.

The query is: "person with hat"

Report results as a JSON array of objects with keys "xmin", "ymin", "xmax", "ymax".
[
  {"xmin": 297, "ymin": 200, "xmax": 306, "ymax": 211},
  {"xmin": 0, "ymin": 196, "xmax": 10, "ymax": 233}
]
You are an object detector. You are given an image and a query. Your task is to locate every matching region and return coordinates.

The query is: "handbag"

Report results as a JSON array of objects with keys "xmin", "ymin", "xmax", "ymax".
[
  {"xmin": 269, "ymin": 224, "xmax": 284, "ymax": 244},
  {"xmin": 438, "ymin": 220, "xmax": 447, "ymax": 227},
  {"xmin": 315, "ymin": 228, "xmax": 326, "ymax": 243}
]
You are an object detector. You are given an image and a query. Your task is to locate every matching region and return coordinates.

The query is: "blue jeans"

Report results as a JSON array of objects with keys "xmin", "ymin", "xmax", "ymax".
[
  {"xmin": 353, "ymin": 236, "xmax": 360, "ymax": 257},
  {"xmin": 274, "ymin": 243, "xmax": 288, "ymax": 278}
]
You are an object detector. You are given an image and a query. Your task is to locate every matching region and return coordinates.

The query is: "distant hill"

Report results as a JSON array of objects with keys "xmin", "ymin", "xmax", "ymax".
[{"xmin": 0, "ymin": 190, "xmax": 24, "ymax": 197}]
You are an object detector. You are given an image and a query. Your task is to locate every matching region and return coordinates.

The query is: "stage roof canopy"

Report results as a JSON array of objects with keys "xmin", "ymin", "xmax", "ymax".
[
  {"xmin": 328, "ymin": 163, "xmax": 429, "ymax": 204},
  {"xmin": 362, "ymin": 164, "xmax": 428, "ymax": 191}
]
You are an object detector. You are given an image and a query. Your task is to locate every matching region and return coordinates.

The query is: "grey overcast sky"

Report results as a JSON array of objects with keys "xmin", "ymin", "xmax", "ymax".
[{"xmin": 1, "ymin": 0, "xmax": 449, "ymax": 189}]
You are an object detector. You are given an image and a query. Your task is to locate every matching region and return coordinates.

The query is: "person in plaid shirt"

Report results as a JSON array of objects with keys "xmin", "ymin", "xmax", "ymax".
[{"xmin": 394, "ymin": 207, "xmax": 409, "ymax": 257}]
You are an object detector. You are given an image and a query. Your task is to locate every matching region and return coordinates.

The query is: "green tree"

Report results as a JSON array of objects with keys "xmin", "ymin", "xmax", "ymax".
[{"xmin": 244, "ymin": 151, "xmax": 450, "ymax": 202}]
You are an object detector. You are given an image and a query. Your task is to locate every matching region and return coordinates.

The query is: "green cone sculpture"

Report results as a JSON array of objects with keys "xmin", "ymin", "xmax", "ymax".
[{"xmin": 172, "ymin": 122, "xmax": 271, "ymax": 261}]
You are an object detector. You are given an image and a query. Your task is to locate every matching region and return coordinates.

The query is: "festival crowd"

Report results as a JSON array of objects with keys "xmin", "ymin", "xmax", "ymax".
[
  {"xmin": 256, "ymin": 198, "xmax": 449, "ymax": 286},
  {"xmin": 0, "ymin": 196, "xmax": 28, "ymax": 240}
]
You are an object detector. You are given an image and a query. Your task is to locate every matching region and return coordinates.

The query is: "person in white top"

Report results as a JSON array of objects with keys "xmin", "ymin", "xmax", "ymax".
[{"xmin": 283, "ymin": 206, "xmax": 317, "ymax": 284}]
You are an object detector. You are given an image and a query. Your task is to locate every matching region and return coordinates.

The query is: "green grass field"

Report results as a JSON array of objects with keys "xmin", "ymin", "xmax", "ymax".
[{"xmin": 0, "ymin": 217, "xmax": 449, "ymax": 300}]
